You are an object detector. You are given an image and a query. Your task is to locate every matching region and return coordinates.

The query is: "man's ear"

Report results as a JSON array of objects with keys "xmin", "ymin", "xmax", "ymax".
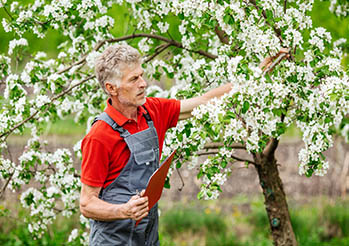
[{"xmin": 105, "ymin": 82, "xmax": 118, "ymax": 96}]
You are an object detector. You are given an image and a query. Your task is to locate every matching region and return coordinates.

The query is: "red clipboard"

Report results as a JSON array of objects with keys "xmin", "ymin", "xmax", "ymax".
[{"xmin": 135, "ymin": 150, "xmax": 176, "ymax": 226}]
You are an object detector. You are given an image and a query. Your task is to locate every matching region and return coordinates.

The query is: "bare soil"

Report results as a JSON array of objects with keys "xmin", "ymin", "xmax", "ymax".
[{"xmin": 2, "ymin": 136, "xmax": 349, "ymax": 202}]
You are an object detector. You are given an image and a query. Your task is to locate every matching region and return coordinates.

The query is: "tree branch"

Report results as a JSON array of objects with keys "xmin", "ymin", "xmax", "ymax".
[
  {"xmin": 0, "ymin": 172, "xmax": 14, "ymax": 199},
  {"xmin": 262, "ymin": 113, "xmax": 285, "ymax": 157},
  {"xmin": 204, "ymin": 142, "xmax": 246, "ymax": 150},
  {"xmin": 0, "ymin": 75, "xmax": 95, "ymax": 140},
  {"xmin": 263, "ymin": 52, "xmax": 288, "ymax": 74},
  {"xmin": 197, "ymin": 149, "xmax": 258, "ymax": 165},
  {"xmin": 197, "ymin": 146, "xmax": 258, "ymax": 165},
  {"xmin": 54, "ymin": 32, "xmax": 217, "ymax": 84},
  {"xmin": 144, "ymin": 43, "xmax": 171, "ymax": 63},
  {"xmin": 56, "ymin": 39, "xmax": 107, "ymax": 75},
  {"xmin": 107, "ymin": 33, "xmax": 218, "ymax": 60},
  {"xmin": 58, "ymin": 31, "xmax": 217, "ymax": 77},
  {"xmin": 284, "ymin": 0, "xmax": 287, "ymax": 14},
  {"xmin": 215, "ymin": 25, "xmax": 230, "ymax": 44},
  {"xmin": 248, "ymin": 0, "xmax": 283, "ymax": 43},
  {"xmin": 176, "ymin": 168, "xmax": 185, "ymax": 191},
  {"xmin": 2, "ymin": 5, "xmax": 13, "ymax": 20},
  {"xmin": 262, "ymin": 138, "xmax": 279, "ymax": 158}
]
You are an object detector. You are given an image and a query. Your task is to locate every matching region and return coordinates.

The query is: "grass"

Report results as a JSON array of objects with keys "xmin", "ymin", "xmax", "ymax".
[
  {"xmin": 7, "ymin": 115, "xmax": 87, "ymax": 146},
  {"xmin": 158, "ymin": 196, "xmax": 349, "ymax": 246},
  {"xmin": 1, "ymin": 196, "xmax": 349, "ymax": 246}
]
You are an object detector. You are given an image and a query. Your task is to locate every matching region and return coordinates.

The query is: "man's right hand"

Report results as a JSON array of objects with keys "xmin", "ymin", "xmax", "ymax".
[
  {"xmin": 122, "ymin": 193, "xmax": 149, "ymax": 221},
  {"xmin": 80, "ymin": 183, "xmax": 149, "ymax": 221}
]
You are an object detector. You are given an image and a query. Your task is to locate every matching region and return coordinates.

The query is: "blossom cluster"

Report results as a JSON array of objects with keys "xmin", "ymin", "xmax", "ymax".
[
  {"xmin": 145, "ymin": 0, "xmax": 348, "ymax": 199},
  {"xmin": 328, "ymin": 0, "xmax": 349, "ymax": 17}
]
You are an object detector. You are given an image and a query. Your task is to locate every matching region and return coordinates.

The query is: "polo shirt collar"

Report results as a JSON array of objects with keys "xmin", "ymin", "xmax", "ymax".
[{"xmin": 105, "ymin": 98, "xmax": 147, "ymax": 126}]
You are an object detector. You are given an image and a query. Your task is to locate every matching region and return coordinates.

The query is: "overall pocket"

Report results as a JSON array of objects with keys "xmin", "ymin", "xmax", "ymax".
[{"xmin": 131, "ymin": 149, "xmax": 156, "ymax": 190}]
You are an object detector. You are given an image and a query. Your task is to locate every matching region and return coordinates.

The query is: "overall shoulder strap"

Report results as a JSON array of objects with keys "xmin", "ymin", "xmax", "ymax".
[
  {"xmin": 142, "ymin": 105, "xmax": 152, "ymax": 123},
  {"xmin": 92, "ymin": 112, "xmax": 131, "ymax": 137}
]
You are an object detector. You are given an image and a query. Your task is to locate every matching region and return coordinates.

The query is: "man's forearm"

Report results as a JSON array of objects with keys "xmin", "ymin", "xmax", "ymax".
[
  {"xmin": 179, "ymin": 83, "xmax": 232, "ymax": 119},
  {"xmin": 80, "ymin": 196, "xmax": 127, "ymax": 221},
  {"xmin": 201, "ymin": 83, "xmax": 232, "ymax": 102}
]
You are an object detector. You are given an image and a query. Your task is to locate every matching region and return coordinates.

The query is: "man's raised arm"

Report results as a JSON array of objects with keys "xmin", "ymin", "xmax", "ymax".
[
  {"xmin": 178, "ymin": 49, "xmax": 290, "ymax": 120},
  {"xmin": 179, "ymin": 83, "xmax": 232, "ymax": 120}
]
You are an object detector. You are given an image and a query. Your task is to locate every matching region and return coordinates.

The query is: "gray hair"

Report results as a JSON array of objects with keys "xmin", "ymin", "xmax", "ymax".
[{"xmin": 95, "ymin": 44, "xmax": 142, "ymax": 94}]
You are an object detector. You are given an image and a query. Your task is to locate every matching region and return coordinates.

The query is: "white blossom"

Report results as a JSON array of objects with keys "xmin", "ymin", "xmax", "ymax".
[
  {"xmin": 8, "ymin": 38, "xmax": 28, "ymax": 55},
  {"xmin": 157, "ymin": 22, "xmax": 169, "ymax": 33}
]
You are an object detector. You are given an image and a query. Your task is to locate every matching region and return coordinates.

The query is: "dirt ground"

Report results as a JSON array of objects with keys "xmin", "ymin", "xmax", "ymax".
[
  {"xmin": 162, "ymin": 137, "xmax": 349, "ymax": 202},
  {"xmin": 3, "ymin": 135, "xmax": 349, "ymax": 203}
]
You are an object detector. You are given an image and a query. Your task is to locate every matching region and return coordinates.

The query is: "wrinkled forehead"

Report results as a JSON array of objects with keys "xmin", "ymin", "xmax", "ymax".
[{"xmin": 121, "ymin": 62, "xmax": 143, "ymax": 80}]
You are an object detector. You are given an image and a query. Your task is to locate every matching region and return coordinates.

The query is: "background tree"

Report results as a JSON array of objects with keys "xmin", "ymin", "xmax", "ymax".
[{"xmin": 0, "ymin": 0, "xmax": 348, "ymax": 245}]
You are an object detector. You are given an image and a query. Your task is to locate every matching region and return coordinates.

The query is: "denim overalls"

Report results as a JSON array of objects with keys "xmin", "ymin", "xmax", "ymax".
[{"xmin": 89, "ymin": 109, "xmax": 160, "ymax": 246}]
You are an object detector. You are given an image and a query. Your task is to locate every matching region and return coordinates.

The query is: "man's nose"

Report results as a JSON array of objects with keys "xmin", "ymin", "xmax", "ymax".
[{"xmin": 139, "ymin": 76, "xmax": 147, "ymax": 87}]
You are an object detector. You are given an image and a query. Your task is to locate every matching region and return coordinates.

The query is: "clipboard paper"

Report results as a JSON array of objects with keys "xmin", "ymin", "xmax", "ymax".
[{"xmin": 135, "ymin": 150, "xmax": 176, "ymax": 226}]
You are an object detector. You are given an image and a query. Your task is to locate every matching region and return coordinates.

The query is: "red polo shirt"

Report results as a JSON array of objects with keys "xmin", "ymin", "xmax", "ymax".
[{"xmin": 81, "ymin": 97, "xmax": 180, "ymax": 188}]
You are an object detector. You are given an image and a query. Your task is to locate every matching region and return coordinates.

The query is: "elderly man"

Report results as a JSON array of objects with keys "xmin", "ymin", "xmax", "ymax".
[{"xmin": 79, "ymin": 44, "xmax": 285, "ymax": 245}]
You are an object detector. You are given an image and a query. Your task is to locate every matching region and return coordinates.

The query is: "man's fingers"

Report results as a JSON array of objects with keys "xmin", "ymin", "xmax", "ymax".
[
  {"xmin": 134, "ymin": 206, "xmax": 149, "ymax": 220},
  {"xmin": 130, "ymin": 204, "xmax": 149, "ymax": 220},
  {"xmin": 259, "ymin": 57, "xmax": 272, "ymax": 69},
  {"xmin": 260, "ymin": 48, "xmax": 291, "ymax": 73},
  {"xmin": 134, "ymin": 211, "xmax": 148, "ymax": 221},
  {"xmin": 130, "ymin": 199, "xmax": 148, "ymax": 211},
  {"xmin": 279, "ymin": 48, "xmax": 290, "ymax": 54},
  {"xmin": 126, "ymin": 195, "xmax": 149, "ymax": 220}
]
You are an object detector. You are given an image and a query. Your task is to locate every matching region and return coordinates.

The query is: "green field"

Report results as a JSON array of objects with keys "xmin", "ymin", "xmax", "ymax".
[{"xmin": 1, "ymin": 196, "xmax": 349, "ymax": 246}]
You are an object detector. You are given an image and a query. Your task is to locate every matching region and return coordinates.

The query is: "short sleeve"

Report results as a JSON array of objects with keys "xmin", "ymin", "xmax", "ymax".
[
  {"xmin": 146, "ymin": 97, "xmax": 180, "ymax": 130},
  {"xmin": 80, "ymin": 137, "xmax": 109, "ymax": 187}
]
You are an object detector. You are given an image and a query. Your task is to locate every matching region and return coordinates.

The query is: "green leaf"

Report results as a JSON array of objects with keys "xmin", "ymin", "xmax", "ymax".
[
  {"xmin": 176, "ymin": 161, "xmax": 182, "ymax": 169},
  {"xmin": 242, "ymin": 101, "xmax": 250, "ymax": 114},
  {"xmin": 276, "ymin": 122, "xmax": 287, "ymax": 136},
  {"xmin": 197, "ymin": 169, "xmax": 204, "ymax": 179},
  {"xmin": 305, "ymin": 168, "xmax": 314, "ymax": 178},
  {"xmin": 220, "ymin": 159, "xmax": 227, "ymax": 168},
  {"xmin": 164, "ymin": 177, "xmax": 171, "ymax": 189},
  {"xmin": 197, "ymin": 190, "xmax": 204, "ymax": 199},
  {"xmin": 324, "ymin": 116, "xmax": 332, "ymax": 124},
  {"xmin": 272, "ymin": 108, "xmax": 282, "ymax": 117}
]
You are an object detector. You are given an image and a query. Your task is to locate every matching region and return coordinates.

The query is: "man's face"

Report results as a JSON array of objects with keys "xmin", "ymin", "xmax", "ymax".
[{"xmin": 116, "ymin": 63, "xmax": 147, "ymax": 107}]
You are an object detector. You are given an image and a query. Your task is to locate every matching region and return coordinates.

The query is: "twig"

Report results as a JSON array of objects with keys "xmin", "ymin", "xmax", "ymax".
[
  {"xmin": 284, "ymin": 0, "xmax": 287, "ymax": 14},
  {"xmin": 176, "ymin": 168, "xmax": 185, "ymax": 191},
  {"xmin": 248, "ymin": 0, "xmax": 283, "ymax": 43},
  {"xmin": 53, "ymin": 207, "xmax": 63, "ymax": 212},
  {"xmin": 40, "ymin": 31, "xmax": 217, "ymax": 87},
  {"xmin": 263, "ymin": 52, "xmax": 288, "ymax": 74},
  {"xmin": 197, "ymin": 149, "xmax": 258, "ymax": 165},
  {"xmin": 107, "ymin": 33, "xmax": 218, "ymax": 60},
  {"xmin": 0, "ymin": 172, "xmax": 14, "ymax": 199},
  {"xmin": 215, "ymin": 25, "xmax": 229, "ymax": 44},
  {"xmin": 0, "ymin": 75, "xmax": 95, "ymax": 140},
  {"xmin": 2, "ymin": 5, "xmax": 13, "ymax": 20},
  {"xmin": 144, "ymin": 43, "xmax": 171, "ymax": 63},
  {"xmin": 230, "ymin": 154, "xmax": 258, "ymax": 165},
  {"xmin": 204, "ymin": 142, "xmax": 246, "ymax": 150}
]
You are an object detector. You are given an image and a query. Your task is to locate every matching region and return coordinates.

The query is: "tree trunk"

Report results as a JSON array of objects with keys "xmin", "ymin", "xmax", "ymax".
[{"xmin": 254, "ymin": 152, "xmax": 298, "ymax": 246}]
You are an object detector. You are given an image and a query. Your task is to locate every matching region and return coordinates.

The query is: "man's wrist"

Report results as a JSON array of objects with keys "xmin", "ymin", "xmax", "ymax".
[{"xmin": 113, "ymin": 203, "xmax": 129, "ymax": 220}]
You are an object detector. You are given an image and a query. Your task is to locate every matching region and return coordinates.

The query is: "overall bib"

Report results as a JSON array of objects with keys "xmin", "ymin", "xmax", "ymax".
[{"xmin": 89, "ymin": 110, "xmax": 160, "ymax": 246}]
